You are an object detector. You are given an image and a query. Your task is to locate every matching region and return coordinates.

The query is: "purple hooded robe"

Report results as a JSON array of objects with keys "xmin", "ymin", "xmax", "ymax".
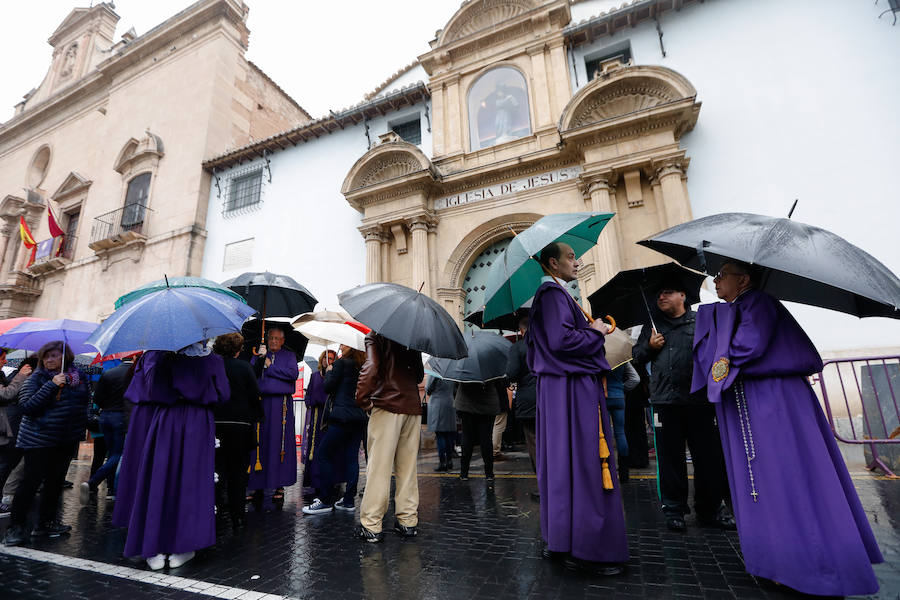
[
  {"xmin": 692, "ymin": 290, "xmax": 882, "ymax": 595},
  {"xmin": 248, "ymin": 348, "xmax": 299, "ymax": 490}
]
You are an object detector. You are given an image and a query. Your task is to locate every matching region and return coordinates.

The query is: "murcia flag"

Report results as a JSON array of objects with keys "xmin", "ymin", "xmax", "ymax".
[{"xmin": 48, "ymin": 206, "xmax": 65, "ymax": 238}]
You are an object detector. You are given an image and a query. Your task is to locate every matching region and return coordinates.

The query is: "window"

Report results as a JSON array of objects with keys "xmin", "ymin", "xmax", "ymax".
[
  {"xmin": 585, "ymin": 44, "xmax": 633, "ymax": 82},
  {"xmin": 225, "ymin": 169, "xmax": 263, "ymax": 214},
  {"xmin": 468, "ymin": 67, "xmax": 532, "ymax": 151},
  {"xmin": 62, "ymin": 209, "xmax": 79, "ymax": 258},
  {"xmin": 392, "ymin": 116, "xmax": 422, "ymax": 145},
  {"xmin": 223, "ymin": 238, "xmax": 254, "ymax": 271},
  {"xmin": 122, "ymin": 173, "xmax": 150, "ymax": 230}
]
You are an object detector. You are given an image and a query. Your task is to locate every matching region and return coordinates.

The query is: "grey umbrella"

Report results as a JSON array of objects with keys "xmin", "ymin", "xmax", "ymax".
[
  {"xmin": 428, "ymin": 330, "xmax": 512, "ymax": 383},
  {"xmin": 638, "ymin": 212, "xmax": 900, "ymax": 319},
  {"xmin": 338, "ymin": 283, "xmax": 468, "ymax": 359}
]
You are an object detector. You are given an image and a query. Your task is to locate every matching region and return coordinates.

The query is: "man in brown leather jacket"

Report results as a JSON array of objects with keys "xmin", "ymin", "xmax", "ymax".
[{"xmin": 355, "ymin": 333, "xmax": 424, "ymax": 542}]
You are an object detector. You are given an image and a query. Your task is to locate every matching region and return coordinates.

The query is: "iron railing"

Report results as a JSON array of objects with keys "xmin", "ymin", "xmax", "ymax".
[
  {"xmin": 90, "ymin": 203, "xmax": 150, "ymax": 244},
  {"xmin": 812, "ymin": 355, "xmax": 900, "ymax": 477}
]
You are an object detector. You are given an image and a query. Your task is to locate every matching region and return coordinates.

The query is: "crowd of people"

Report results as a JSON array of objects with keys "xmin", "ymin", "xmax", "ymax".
[{"xmin": 0, "ymin": 239, "xmax": 885, "ymax": 596}]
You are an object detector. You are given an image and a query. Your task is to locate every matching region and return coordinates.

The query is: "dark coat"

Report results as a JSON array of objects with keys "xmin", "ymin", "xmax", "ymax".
[
  {"xmin": 453, "ymin": 381, "xmax": 504, "ymax": 416},
  {"xmin": 93, "ymin": 362, "xmax": 134, "ymax": 412},
  {"xmin": 356, "ymin": 333, "xmax": 424, "ymax": 415},
  {"xmin": 214, "ymin": 357, "xmax": 263, "ymax": 425},
  {"xmin": 325, "ymin": 357, "xmax": 367, "ymax": 423},
  {"xmin": 506, "ymin": 339, "xmax": 536, "ymax": 419},
  {"xmin": 631, "ymin": 309, "xmax": 704, "ymax": 405},
  {"xmin": 0, "ymin": 370, "xmax": 29, "ymax": 445},
  {"xmin": 16, "ymin": 368, "xmax": 90, "ymax": 449},
  {"xmin": 425, "ymin": 376, "xmax": 456, "ymax": 432}
]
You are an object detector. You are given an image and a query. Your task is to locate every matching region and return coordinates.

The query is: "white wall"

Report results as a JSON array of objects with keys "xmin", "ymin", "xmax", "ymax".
[
  {"xmin": 201, "ymin": 100, "xmax": 433, "ymax": 319},
  {"xmin": 569, "ymin": 0, "xmax": 900, "ymax": 352}
]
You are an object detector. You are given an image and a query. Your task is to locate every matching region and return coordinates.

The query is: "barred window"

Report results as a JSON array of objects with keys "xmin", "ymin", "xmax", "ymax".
[
  {"xmin": 225, "ymin": 168, "xmax": 263, "ymax": 214},
  {"xmin": 392, "ymin": 116, "xmax": 422, "ymax": 145}
]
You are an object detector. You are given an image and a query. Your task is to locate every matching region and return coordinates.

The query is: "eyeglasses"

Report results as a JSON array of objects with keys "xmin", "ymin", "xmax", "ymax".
[{"xmin": 713, "ymin": 270, "xmax": 740, "ymax": 281}]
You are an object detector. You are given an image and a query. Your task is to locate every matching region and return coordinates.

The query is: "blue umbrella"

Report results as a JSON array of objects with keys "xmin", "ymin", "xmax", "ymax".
[
  {"xmin": 114, "ymin": 276, "xmax": 245, "ymax": 309},
  {"xmin": 86, "ymin": 287, "xmax": 257, "ymax": 355},
  {"xmin": 0, "ymin": 319, "xmax": 98, "ymax": 355}
]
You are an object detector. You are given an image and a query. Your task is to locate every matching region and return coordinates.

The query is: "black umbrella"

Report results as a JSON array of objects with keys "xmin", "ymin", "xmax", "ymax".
[
  {"xmin": 239, "ymin": 318, "xmax": 308, "ymax": 361},
  {"xmin": 303, "ymin": 355, "xmax": 319, "ymax": 374},
  {"xmin": 338, "ymin": 283, "xmax": 468, "ymax": 359},
  {"xmin": 464, "ymin": 298, "xmax": 533, "ymax": 332},
  {"xmin": 638, "ymin": 212, "xmax": 900, "ymax": 319},
  {"xmin": 224, "ymin": 271, "xmax": 318, "ymax": 350},
  {"xmin": 428, "ymin": 331, "xmax": 512, "ymax": 383},
  {"xmin": 587, "ymin": 263, "xmax": 707, "ymax": 330}
]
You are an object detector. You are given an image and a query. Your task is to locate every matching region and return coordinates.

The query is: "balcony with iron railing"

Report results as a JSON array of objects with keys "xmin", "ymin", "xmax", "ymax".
[
  {"xmin": 88, "ymin": 203, "xmax": 152, "ymax": 252},
  {"xmin": 28, "ymin": 234, "xmax": 77, "ymax": 275}
]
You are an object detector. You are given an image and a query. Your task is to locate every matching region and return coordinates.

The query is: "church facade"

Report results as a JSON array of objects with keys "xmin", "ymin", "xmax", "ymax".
[
  {"xmin": 0, "ymin": 0, "xmax": 310, "ymax": 321},
  {"xmin": 204, "ymin": 0, "xmax": 900, "ymax": 352}
]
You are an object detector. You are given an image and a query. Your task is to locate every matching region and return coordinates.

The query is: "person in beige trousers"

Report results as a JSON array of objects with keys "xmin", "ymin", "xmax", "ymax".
[{"xmin": 355, "ymin": 332, "xmax": 424, "ymax": 543}]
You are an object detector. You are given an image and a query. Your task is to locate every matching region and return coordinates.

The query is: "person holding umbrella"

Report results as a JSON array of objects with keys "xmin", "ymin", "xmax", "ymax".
[
  {"xmin": 2, "ymin": 342, "xmax": 90, "ymax": 546},
  {"xmin": 692, "ymin": 261, "xmax": 883, "ymax": 595},
  {"xmin": 248, "ymin": 326, "xmax": 300, "ymax": 509},
  {"xmin": 300, "ymin": 350, "xmax": 336, "ymax": 501},
  {"xmin": 526, "ymin": 241, "xmax": 626, "ymax": 576},
  {"xmin": 631, "ymin": 279, "xmax": 733, "ymax": 532}
]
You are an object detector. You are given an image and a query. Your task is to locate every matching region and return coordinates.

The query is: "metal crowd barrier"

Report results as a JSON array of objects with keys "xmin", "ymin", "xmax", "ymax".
[{"xmin": 811, "ymin": 355, "xmax": 900, "ymax": 478}]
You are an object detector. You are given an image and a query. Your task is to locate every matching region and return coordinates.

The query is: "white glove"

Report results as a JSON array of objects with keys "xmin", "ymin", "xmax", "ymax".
[{"xmin": 258, "ymin": 344, "xmax": 267, "ymax": 356}]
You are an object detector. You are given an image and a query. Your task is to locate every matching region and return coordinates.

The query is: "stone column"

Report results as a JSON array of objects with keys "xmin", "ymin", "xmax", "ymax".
[
  {"xmin": 656, "ymin": 161, "xmax": 692, "ymax": 228},
  {"xmin": 445, "ymin": 75, "xmax": 462, "ymax": 154},
  {"xmin": 0, "ymin": 220, "xmax": 13, "ymax": 279},
  {"xmin": 427, "ymin": 222, "xmax": 439, "ymax": 297},
  {"xmin": 2, "ymin": 216, "xmax": 23, "ymax": 282},
  {"xmin": 408, "ymin": 218, "xmax": 431, "ymax": 295},
  {"xmin": 362, "ymin": 228, "xmax": 384, "ymax": 283},
  {"xmin": 431, "ymin": 84, "xmax": 445, "ymax": 157},
  {"xmin": 587, "ymin": 178, "xmax": 622, "ymax": 285},
  {"xmin": 528, "ymin": 45, "xmax": 552, "ymax": 129},
  {"xmin": 547, "ymin": 40, "xmax": 572, "ymax": 119}
]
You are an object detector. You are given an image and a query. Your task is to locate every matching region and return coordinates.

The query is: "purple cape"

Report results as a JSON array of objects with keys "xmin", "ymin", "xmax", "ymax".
[
  {"xmin": 526, "ymin": 281, "xmax": 628, "ymax": 563},
  {"xmin": 300, "ymin": 370, "xmax": 328, "ymax": 491},
  {"xmin": 248, "ymin": 349, "xmax": 299, "ymax": 490},
  {"xmin": 692, "ymin": 290, "xmax": 883, "ymax": 595},
  {"xmin": 112, "ymin": 351, "xmax": 229, "ymax": 558}
]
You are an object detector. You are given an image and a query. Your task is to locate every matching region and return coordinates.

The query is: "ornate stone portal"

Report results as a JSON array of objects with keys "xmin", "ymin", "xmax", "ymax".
[{"xmin": 342, "ymin": 0, "xmax": 701, "ymax": 327}]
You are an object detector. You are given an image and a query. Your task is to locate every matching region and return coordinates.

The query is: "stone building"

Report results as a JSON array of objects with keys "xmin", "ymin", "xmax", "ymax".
[
  {"xmin": 0, "ymin": 0, "xmax": 310, "ymax": 320},
  {"xmin": 202, "ymin": 0, "xmax": 900, "ymax": 352}
]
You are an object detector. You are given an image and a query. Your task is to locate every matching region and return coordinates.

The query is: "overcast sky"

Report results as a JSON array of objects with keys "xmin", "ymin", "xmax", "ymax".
[{"xmin": 1, "ymin": 0, "xmax": 463, "ymax": 121}]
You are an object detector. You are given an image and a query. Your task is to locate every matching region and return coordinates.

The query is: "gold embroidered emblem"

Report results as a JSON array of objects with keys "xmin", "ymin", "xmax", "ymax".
[{"xmin": 711, "ymin": 357, "xmax": 730, "ymax": 382}]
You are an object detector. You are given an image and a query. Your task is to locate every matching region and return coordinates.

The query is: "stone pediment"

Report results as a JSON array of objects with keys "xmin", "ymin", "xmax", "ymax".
[
  {"xmin": 439, "ymin": 0, "xmax": 539, "ymax": 45},
  {"xmin": 559, "ymin": 65, "xmax": 699, "ymax": 135},
  {"xmin": 114, "ymin": 130, "xmax": 165, "ymax": 174},
  {"xmin": 342, "ymin": 141, "xmax": 437, "ymax": 198},
  {"xmin": 51, "ymin": 172, "xmax": 92, "ymax": 201}
]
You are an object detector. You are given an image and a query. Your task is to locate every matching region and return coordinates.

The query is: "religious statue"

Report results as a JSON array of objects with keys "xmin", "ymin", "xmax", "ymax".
[{"xmin": 60, "ymin": 43, "xmax": 78, "ymax": 78}]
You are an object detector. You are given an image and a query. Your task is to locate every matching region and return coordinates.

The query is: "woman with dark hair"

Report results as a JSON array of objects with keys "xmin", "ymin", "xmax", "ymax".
[
  {"xmin": 303, "ymin": 345, "xmax": 368, "ymax": 514},
  {"xmin": 112, "ymin": 343, "xmax": 229, "ymax": 570},
  {"xmin": 454, "ymin": 380, "xmax": 505, "ymax": 483},
  {"xmin": 212, "ymin": 333, "xmax": 261, "ymax": 531},
  {"xmin": 299, "ymin": 349, "xmax": 335, "ymax": 500},
  {"xmin": 2, "ymin": 342, "xmax": 89, "ymax": 547}
]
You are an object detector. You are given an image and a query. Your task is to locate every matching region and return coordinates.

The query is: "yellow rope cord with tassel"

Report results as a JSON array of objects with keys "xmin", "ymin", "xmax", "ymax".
[
  {"xmin": 280, "ymin": 396, "xmax": 287, "ymax": 463},
  {"xmin": 252, "ymin": 422, "xmax": 263, "ymax": 472},
  {"xmin": 598, "ymin": 404, "xmax": 614, "ymax": 490}
]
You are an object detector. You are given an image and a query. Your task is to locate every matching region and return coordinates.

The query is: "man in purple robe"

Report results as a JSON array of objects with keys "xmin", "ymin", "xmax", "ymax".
[
  {"xmin": 112, "ymin": 346, "xmax": 229, "ymax": 570},
  {"xmin": 300, "ymin": 350, "xmax": 335, "ymax": 499},
  {"xmin": 692, "ymin": 260, "xmax": 883, "ymax": 596},
  {"xmin": 249, "ymin": 327, "xmax": 300, "ymax": 506},
  {"xmin": 526, "ymin": 241, "xmax": 628, "ymax": 576}
]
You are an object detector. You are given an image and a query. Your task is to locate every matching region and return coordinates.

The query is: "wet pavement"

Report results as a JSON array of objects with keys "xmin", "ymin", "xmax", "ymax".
[{"xmin": 1, "ymin": 448, "xmax": 898, "ymax": 600}]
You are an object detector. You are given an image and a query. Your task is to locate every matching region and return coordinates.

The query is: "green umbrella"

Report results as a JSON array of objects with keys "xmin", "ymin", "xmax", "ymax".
[
  {"xmin": 482, "ymin": 212, "xmax": 614, "ymax": 323},
  {"xmin": 114, "ymin": 276, "xmax": 246, "ymax": 309}
]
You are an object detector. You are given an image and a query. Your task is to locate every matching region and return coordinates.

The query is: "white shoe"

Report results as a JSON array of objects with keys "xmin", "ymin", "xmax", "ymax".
[
  {"xmin": 79, "ymin": 482, "xmax": 91, "ymax": 505},
  {"xmin": 168, "ymin": 551, "xmax": 195, "ymax": 568},
  {"xmin": 146, "ymin": 554, "xmax": 166, "ymax": 570}
]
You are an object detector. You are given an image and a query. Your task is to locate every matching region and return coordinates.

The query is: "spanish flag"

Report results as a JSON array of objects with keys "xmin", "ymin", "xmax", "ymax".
[{"xmin": 19, "ymin": 216, "xmax": 37, "ymax": 266}]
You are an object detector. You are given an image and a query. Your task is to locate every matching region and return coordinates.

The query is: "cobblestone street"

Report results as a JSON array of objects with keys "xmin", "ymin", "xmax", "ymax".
[{"xmin": 1, "ymin": 450, "xmax": 898, "ymax": 599}]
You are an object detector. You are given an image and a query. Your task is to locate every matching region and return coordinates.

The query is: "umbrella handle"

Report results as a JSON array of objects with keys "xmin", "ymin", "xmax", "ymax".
[{"xmin": 602, "ymin": 315, "xmax": 616, "ymax": 334}]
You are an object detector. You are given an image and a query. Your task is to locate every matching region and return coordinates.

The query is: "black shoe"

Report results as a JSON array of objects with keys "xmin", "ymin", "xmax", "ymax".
[
  {"xmin": 576, "ymin": 559, "xmax": 624, "ymax": 576},
  {"xmin": 434, "ymin": 459, "xmax": 448, "ymax": 472},
  {"xmin": 62, "ymin": 480, "xmax": 74, "ymax": 489},
  {"xmin": 459, "ymin": 473, "xmax": 469, "ymax": 481},
  {"xmin": 618, "ymin": 462, "xmax": 629, "ymax": 484},
  {"xmin": 356, "ymin": 525, "xmax": 384, "ymax": 543},
  {"xmin": 32, "ymin": 520, "xmax": 72, "ymax": 537},
  {"xmin": 541, "ymin": 546, "xmax": 566, "ymax": 561},
  {"xmin": 697, "ymin": 513, "xmax": 737, "ymax": 530},
  {"xmin": 666, "ymin": 516, "xmax": 687, "ymax": 532},
  {"xmin": 529, "ymin": 491, "xmax": 541, "ymax": 502},
  {"xmin": 393, "ymin": 520, "xmax": 418, "ymax": 537},
  {"xmin": 2, "ymin": 524, "xmax": 26, "ymax": 546}
]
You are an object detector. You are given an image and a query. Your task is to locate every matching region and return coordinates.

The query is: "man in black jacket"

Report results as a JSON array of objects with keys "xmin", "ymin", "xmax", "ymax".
[
  {"xmin": 506, "ymin": 315, "xmax": 537, "ymax": 474},
  {"xmin": 632, "ymin": 281, "xmax": 733, "ymax": 532}
]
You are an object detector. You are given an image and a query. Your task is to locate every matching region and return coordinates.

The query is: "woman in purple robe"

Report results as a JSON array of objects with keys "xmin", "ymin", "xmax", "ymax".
[
  {"xmin": 526, "ymin": 241, "xmax": 628, "ymax": 576},
  {"xmin": 300, "ymin": 349, "xmax": 335, "ymax": 498},
  {"xmin": 692, "ymin": 261, "xmax": 882, "ymax": 596},
  {"xmin": 112, "ymin": 345, "xmax": 229, "ymax": 571},
  {"xmin": 248, "ymin": 327, "xmax": 300, "ymax": 507}
]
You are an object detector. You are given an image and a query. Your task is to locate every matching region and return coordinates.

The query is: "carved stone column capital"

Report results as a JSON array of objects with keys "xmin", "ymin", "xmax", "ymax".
[
  {"xmin": 652, "ymin": 158, "xmax": 688, "ymax": 180},
  {"xmin": 360, "ymin": 226, "xmax": 387, "ymax": 243}
]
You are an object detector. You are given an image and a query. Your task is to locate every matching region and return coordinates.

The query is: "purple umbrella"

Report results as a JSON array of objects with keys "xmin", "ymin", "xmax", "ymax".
[{"xmin": 0, "ymin": 318, "xmax": 99, "ymax": 371}]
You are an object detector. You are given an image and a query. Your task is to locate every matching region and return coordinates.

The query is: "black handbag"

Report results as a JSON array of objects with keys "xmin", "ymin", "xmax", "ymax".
[{"xmin": 321, "ymin": 392, "xmax": 336, "ymax": 430}]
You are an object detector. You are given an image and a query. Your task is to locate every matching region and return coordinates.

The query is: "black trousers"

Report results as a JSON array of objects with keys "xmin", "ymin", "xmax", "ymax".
[
  {"xmin": 624, "ymin": 394, "xmax": 649, "ymax": 468},
  {"xmin": 653, "ymin": 404, "xmax": 729, "ymax": 518},
  {"xmin": 89, "ymin": 435, "xmax": 107, "ymax": 478},
  {"xmin": 520, "ymin": 418, "xmax": 537, "ymax": 473},
  {"xmin": 458, "ymin": 411, "xmax": 494, "ymax": 478},
  {"xmin": 0, "ymin": 443, "xmax": 24, "ymax": 495},
  {"xmin": 215, "ymin": 423, "xmax": 255, "ymax": 520},
  {"xmin": 11, "ymin": 445, "xmax": 72, "ymax": 526}
]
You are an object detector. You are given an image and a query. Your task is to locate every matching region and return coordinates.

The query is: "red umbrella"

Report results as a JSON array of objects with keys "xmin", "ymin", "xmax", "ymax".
[
  {"xmin": 90, "ymin": 350, "xmax": 143, "ymax": 365},
  {"xmin": 0, "ymin": 317, "xmax": 46, "ymax": 337}
]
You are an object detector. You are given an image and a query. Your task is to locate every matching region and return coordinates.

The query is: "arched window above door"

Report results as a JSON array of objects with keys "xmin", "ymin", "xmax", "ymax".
[{"xmin": 467, "ymin": 67, "xmax": 532, "ymax": 151}]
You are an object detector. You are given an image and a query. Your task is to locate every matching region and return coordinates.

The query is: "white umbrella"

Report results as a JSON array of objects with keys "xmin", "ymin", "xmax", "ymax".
[{"xmin": 292, "ymin": 312, "xmax": 366, "ymax": 351}]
